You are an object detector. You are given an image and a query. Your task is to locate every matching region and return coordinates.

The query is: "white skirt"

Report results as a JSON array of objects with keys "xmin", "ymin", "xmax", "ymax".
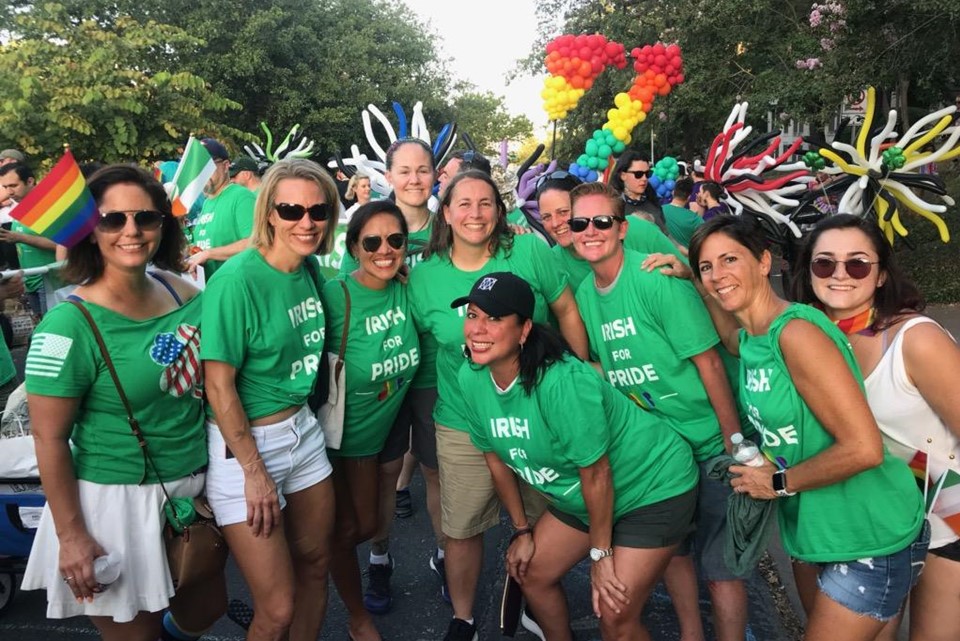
[{"xmin": 21, "ymin": 473, "xmax": 205, "ymax": 623}]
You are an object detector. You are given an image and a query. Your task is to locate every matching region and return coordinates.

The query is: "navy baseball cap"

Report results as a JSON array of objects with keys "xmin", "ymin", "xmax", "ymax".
[
  {"xmin": 451, "ymin": 272, "xmax": 535, "ymax": 320},
  {"xmin": 200, "ymin": 138, "xmax": 229, "ymax": 161}
]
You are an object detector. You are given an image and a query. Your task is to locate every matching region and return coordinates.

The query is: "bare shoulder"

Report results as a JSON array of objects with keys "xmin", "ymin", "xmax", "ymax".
[
  {"xmin": 900, "ymin": 316, "xmax": 958, "ymax": 362},
  {"xmin": 152, "ymin": 269, "xmax": 201, "ymax": 303}
]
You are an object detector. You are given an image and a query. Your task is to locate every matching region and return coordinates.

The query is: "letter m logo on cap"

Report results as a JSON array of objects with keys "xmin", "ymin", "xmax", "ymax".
[{"xmin": 478, "ymin": 277, "xmax": 497, "ymax": 291}]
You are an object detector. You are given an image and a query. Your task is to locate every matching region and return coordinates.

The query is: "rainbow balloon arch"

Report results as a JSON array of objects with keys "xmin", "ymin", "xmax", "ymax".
[{"xmin": 540, "ymin": 35, "xmax": 685, "ymax": 182}]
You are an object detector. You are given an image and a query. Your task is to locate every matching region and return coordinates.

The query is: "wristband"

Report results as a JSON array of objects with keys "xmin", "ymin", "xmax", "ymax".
[{"xmin": 509, "ymin": 526, "xmax": 534, "ymax": 543}]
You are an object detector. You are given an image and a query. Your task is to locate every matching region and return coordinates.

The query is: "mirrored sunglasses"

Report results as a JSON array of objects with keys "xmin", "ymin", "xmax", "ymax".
[
  {"xmin": 568, "ymin": 215, "xmax": 625, "ymax": 232},
  {"xmin": 810, "ymin": 258, "xmax": 878, "ymax": 280},
  {"xmin": 274, "ymin": 203, "xmax": 331, "ymax": 222},
  {"xmin": 361, "ymin": 233, "xmax": 406, "ymax": 253},
  {"xmin": 97, "ymin": 209, "xmax": 164, "ymax": 232}
]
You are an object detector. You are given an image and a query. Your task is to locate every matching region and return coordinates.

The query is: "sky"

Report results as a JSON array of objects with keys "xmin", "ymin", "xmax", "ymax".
[{"xmin": 400, "ymin": 0, "xmax": 550, "ymax": 134}]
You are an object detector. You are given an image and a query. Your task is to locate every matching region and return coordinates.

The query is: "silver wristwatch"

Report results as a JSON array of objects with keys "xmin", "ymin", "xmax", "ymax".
[{"xmin": 589, "ymin": 547, "xmax": 613, "ymax": 562}]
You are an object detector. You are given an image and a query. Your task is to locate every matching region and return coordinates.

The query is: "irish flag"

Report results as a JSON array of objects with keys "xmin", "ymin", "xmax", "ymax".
[
  {"xmin": 168, "ymin": 136, "xmax": 215, "ymax": 217},
  {"xmin": 929, "ymin": 469, "xmax": 960, "ymax": 537},
  {"xmin": 9, "ymin": 150, "xmax": 99, "ymax": 247}
]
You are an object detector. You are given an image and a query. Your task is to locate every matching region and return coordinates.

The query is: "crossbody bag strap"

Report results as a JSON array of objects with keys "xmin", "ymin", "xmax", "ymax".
[
  {"xmin": 334, "ymin": 280, "xmax": 351, "ymax": 378},
  {"xmin": 66, "ymin": 301, "xmax": 175, "ymax": 509}
]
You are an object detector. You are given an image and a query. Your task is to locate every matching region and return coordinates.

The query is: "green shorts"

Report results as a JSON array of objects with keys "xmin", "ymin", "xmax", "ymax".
[{"xmin": 548, "ymin": 486, "xmax": 698, "ymax": 549}]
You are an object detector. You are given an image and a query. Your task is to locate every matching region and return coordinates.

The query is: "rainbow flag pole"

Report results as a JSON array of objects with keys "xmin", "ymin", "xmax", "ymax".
[{"xmin": 9, "ymin": 149, "xmax": 99, "ymax": 248}]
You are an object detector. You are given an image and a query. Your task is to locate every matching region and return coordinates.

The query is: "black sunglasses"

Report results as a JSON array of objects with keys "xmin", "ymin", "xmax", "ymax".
[
  {"xmin": 624, "ymin": 169, "xmax": 653, "ymax": 179},
  {"xmin": 534, "ymin": 170, "xmax": 582, "ymax": 196},
  {"xmin": 274, "ymin": 203, "xmax": 332, "ymax": 222},
  {"xmin": 361, "ymin": 233, "xmax": 406, "ymax": 253},
  {"xmin": 568, "ymin": 215, "xmax": 625, "ymax": 232},
  {"xmin": 97, "ymin": 209, "xmax": 164, "ymax": 232},
  {"xmin": 810, "ymin": 258, "xmax": 878, "ymax": 280}
]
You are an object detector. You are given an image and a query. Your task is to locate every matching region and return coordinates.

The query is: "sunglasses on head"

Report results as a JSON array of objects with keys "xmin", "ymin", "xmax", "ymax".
[
  {"xmin": 274, "ymin": 203, "xmax": 331, "ymax": 222},
  {"xmin": 534, "ymin": 170, "xmax": 582, "ymax": 195},
  {"xmin": 361, "ymin": 233, "xmax": 406, "ymax": 253},
  {"xmin": 624, "ymin": 169, "xmax": 653, "ymax": 179},
  {"xmin": 568, "ymin": 215, "xmax": 625, "ymax": 232},
  {"xmin": 810, "ymin": 257, "xmax": 878, "ymax": 280},
  {"xmin": 97, "ymin": 209, "xmax": 164, "ymax": 233}
]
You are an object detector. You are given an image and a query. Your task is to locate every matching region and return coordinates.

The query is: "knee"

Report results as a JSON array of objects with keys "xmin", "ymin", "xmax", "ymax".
[
  {"xmin": 253, "ymin": 594, "xmax": 295, "ymax": 638},
  {"xmin": 598, "ymin": 609, "xmax": 636, "ymax": 640},
  {"xmin": 294, "ymin": 543, "xmax": 332, "ymax": 581},
  {"xmin": 356, "ymin": 515, "xmax": 378, "ymax": 542}
]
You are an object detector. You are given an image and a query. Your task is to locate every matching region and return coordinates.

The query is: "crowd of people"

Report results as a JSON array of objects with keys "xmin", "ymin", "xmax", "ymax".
[{"xmin": 1, "ymin": 134, "xmax": 957, "ymax": 641}]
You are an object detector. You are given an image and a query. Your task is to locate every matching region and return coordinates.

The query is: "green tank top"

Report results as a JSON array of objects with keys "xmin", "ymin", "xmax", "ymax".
[{"xmin": 738, "ymin": 304, "xmax": 924, "ymax": 562}]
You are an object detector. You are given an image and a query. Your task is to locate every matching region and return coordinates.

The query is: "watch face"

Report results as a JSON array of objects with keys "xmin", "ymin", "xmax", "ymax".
[
  {"xmin": 773, "ymin": 471, "xmax": 785, "ymax": 492},
  {"xmin": 589, "ymin": 548, "xmax": 601, "ymax": 561}
]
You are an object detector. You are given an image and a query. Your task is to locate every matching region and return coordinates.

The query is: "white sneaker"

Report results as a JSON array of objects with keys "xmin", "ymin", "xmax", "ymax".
[{"xmin": 520, "ymin": 609, "xmax": 546, "ymax": 641}]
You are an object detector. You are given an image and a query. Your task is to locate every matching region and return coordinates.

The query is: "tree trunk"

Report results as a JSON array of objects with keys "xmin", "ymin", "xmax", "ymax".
[{"xmin": 898, "ymin": 74, "xmax": 911, "ymax": 129}]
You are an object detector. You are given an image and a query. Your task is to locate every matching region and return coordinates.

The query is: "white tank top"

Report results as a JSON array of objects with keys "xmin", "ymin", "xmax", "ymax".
[{"xmin": 865, "ymin": 316, "xmax": 960, "ymax": 548}]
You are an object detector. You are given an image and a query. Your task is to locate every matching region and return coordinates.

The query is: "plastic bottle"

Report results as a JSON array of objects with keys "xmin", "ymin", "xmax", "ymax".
[
  {"xmin": 93, "ymin": 553, "xmax": 121, "ymax": 589},
  {"xmin": 731, "ymin": 432, "xmax": 765, "ymax": 467}
]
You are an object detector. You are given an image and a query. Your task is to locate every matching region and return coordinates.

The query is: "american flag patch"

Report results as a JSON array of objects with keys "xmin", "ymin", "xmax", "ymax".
[{"xmin": 25, "ymin": 333, "xmax": 74, "ymax": 378}]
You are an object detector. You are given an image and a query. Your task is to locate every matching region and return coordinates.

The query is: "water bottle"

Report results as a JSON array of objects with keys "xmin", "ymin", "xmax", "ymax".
[
  {"xmin": 731, "ymin": 433, "xmax": 765, "ymax": 468},
  {"xmin": 93, "ymin": 553, "xmax": 121, "ymax": 590}
]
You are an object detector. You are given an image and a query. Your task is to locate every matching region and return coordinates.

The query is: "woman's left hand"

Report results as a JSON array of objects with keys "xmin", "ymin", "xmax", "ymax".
[
  {"xmin": 590, "ymin": 556, "xmax": 629, "ymax": 617},
  {"xmin": 505, "ymin": 533, "xmax": 535, "ymax": 584},
  {"xmin": 641, "ymin": 252, "xmax": 692, "ymax": 280},
  {"xmin": 729, "ymin": 460, "xmax": 779, "ymax": 500}
]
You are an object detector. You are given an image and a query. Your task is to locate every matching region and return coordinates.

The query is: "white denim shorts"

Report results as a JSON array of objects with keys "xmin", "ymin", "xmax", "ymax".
[{"xmin": 205, "ymin": 406, "xmax": 333, "ymax": 526}]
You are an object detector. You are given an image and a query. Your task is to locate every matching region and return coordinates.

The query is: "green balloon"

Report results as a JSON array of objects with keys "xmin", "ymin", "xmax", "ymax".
[
  {"xmin": 587, "ymin": 156, "xmax": 599, "ymax": 169},
  {"xmin": 577, "ymin": 154, "xmax": 589, "ymax": 166},
  {"xmin": 597, "ymin": 157, "xmax": 609, "ymax": 170},
  {"xmin": 593, "ymin": 129, "xmax": 605, "ymax": 142},
  {"xmin": 599, "ymin": 144, "xmax": 612, "ymax": 158},
  {"xmin": 585, "ymin": 140, "xmax": 599, "ymax": 156},
  {"xmin": 613, "ymin": 141, "xmax": 626, "ymax": 154}
]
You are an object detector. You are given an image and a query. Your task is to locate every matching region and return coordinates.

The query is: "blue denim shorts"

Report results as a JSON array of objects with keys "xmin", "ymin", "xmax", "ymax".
[{"xmin": 815, "ymin": 520, "xmax": 930, "ymax": 621}]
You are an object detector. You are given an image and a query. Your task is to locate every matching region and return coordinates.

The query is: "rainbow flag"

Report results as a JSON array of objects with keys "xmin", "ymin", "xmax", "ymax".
[
  {"xmin": 929, "ymin": 468, "xmax": 960, "ymax": 537},
  {"xmin": 9, "ymin": 150, "xmax": 98, "ymax": 248}
]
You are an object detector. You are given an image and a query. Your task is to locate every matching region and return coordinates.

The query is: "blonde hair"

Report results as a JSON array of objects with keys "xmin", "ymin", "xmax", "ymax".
[
  {"xmin": 251, "ymin": 159, "xmax": 339, "ymax": 255},
  {"xmin": 345, "ymin": 173, "xmax": 370, "ymax": 200}
]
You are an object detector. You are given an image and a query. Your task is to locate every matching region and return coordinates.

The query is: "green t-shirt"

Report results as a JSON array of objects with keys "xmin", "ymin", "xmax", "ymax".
[
  {"xmin": 337, "ymin": 223, "xmax": 435, "ymax": 389},
  {"xmin": 12, "ymin": 221, "xmax": 57, "ymax": 293},
  {"xmin": 322, "ymin": 275, "xmax": 420, "ymax": 457},
  {"xmin": 0, "ymin": 338, "xmax": 15, "ymax": 387},
  {"xmin": 201, "ymin": 248, "xmax": 326, "ymax": 421},
  {"xmin": 506, "ymin": 207, "xmax": 530, "ymax": 228},
  {"xmin": 408, "ymin": 234, "xmax": 568, "ymax": 431},
  {"xmin": 551, "ymin": 217, "xmax": 687, "ymax": 292},
  {"xmin": 739, "ymin": 304, "xmax": 924, "ymax": 562},
  {"xmin": 661, "ymin": 203, "xmax": 703, "ymax": 248},
  {"xmin": 576, "ymin": 250, "xmax": 724, "ymax": 461},
  {"xmin": 461, "ymin": 356, "xmax": 699, "ymax": 522},
  {"xmin": 191, "ymin": 184, "xmax": 256, "ymax": 277},
  {"xmin": 24, "ymin": 292, "xmax": 206, "ymax": 484}
]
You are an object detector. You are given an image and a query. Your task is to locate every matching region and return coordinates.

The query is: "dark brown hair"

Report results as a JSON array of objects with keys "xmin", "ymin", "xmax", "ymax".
[
  {"xmin": 62, "ymin": 164, "xmax": 186, "ymax": 284},
  {"xmin": 688, "ymin": 215, "xmax": 769, "ymax": 282},
  {"xmin": 425, "ymin": 170, "xmax": 513, "ymax": 259},
  {"xmin": 791, "ymin": 213, "xmax": 925, "ymax": 329}
]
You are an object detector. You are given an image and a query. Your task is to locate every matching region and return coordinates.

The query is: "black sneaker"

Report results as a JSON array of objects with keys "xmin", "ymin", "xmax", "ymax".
[
  {"xmin": 363, "ymin": 555, "xmax": 393, "ymax": 614},
  {"xmin": 395, "ymin": 487, "xmax": 413, "ymax": 519},
  {"xmin": 520, "ymin": 608, "xmax": 546, "ymax": 641},
  {"xmin": 443, "ymin": 617, "xmax": 478, "ymax": 641},
  {"xmin": 226, "ymin": 598, "xmax": 254, "ymax": 630},
  {"xmin": 429, "ymin": 553, "xmax": 452, "ymax": 604}
]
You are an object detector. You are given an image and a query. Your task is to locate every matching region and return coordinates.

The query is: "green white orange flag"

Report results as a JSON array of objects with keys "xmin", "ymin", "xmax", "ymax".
[
  {"xmin": 168, "ymin": 136, "xmax": 215, "ymax": 217},
  {"xmin": 928, "ymin": 468, "xmax": 960, "ymax": 537}
]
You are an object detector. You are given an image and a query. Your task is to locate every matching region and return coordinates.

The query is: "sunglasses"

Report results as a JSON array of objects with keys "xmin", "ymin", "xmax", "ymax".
[
  {"xmin": 97, "ymin": 209, "xmax": 164, "ymax": 233},
  {"xmin": 624, "ymin": 169, "xmax": 654, "ymax": 179},
  {"xmin": 810, "ymin": 257, "xmax": 878, "ymax": 280},
  {"xmin": 568, "ymin": 215, "xmax": 625, "ymax": 232},
  {"xmin": 534, "ymin": 170, "xmax": 582, "ymax": 195},
  {"xmin": 361, "ymin": 233, "xmax": 406, "ymax": 253},
  {"xmin": 274, "ymin": 203, "xmax": 332, "ymax": 222}
]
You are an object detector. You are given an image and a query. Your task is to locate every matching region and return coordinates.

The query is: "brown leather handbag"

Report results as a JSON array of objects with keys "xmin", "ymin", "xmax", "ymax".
[{"xmin": 68, "ymin": 300, "xmax": 227, "ymax": 590}]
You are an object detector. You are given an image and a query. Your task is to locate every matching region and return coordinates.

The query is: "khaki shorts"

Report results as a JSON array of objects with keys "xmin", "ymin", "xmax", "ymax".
[{"xmin": 436, "ymin": 424, "xmax": 548, "ymax": 539}]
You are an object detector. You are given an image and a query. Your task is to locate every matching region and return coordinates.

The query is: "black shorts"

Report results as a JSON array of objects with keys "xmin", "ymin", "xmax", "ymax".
[
  {"xmin": 379, "ymin": 387, "xmax": 438, "ymax": 468},
  {"xmin": 929, "ymin": 537, "xmax": 960, "ymax": 562},
  {"xmin": 548, "ymin": 486, "xmax": 698, "ymax": 549}
]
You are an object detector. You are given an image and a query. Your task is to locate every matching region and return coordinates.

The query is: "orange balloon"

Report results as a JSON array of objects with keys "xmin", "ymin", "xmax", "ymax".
[
  {"xmin": 571, "ymin": 75, "xmax": 584, "ymax": 89},
  {"xmin": 658, "ymin": 84, "xmax": 671, "ymax": 96},
  {"xmin": 579, "ymin": 61, "xmax": 592, "ymax": 76},
  {"xmin": 584, "ymin": 77, "xmax": 594, "ymax": 90},
  {"xmin": 655, "ymin": 73, "xmax": 667, "ymax": 87}
]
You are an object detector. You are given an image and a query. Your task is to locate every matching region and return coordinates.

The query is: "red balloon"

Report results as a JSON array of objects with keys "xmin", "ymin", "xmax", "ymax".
[
  {"xmin": 559, "ymin": 46, "xmax": 570, "ymax": 57},
  {"xmin": 580, "ymin": 46, "xmax": 591, "ymax": 59},
  {"xmin": 655, "ymin": 54, "xmax": 667, "ymax": 66},
  {"xmin": 630, "ymin": 46, "xmax": 641, "ymax": 58},
  {"xmin": 665, "ymin": 64, "xmax": 675, "ymax": 75},
  {"xmin": 653, "ymin": 43, "xmax": 666, "ymax": 56},
  {"xmin": 574, "ymin": 34, "xmax": 587, "ymax": 47},
  {"xmin": 666, "ymin": 44, "xmax": 681, "ymax": 57},
  {"xmin": 676, "ymin": 73, "xmax": 685, "ymax": 83}
]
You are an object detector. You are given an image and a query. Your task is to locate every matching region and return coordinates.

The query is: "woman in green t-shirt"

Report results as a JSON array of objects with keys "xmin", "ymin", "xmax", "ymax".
[
  {"xmin": 22, "ymin": 165, "xmax": 224, "ymax": 640},
  {"xmin": 324, "ymin": 201, "xmax": 419, "ymax": 641},
  {"xmin": 202, "ymin": 159, "xmax": 338, "ymax": 641},
  {"xmin": 688, "ymin": 215, "xmax": 928, "ymax": 640},
  {"xmin": 408, "ymin": 170, "xmax": 590, "ymax": 641},
  {"xmin": 455, "ymin": 272, "xmax": 698, "ymax": 641}
]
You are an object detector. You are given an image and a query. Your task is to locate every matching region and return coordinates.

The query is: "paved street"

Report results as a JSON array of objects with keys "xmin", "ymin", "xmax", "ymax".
[{"xmin": 2, "ymin": 304, "xmax": 957, "ymax": 640}]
